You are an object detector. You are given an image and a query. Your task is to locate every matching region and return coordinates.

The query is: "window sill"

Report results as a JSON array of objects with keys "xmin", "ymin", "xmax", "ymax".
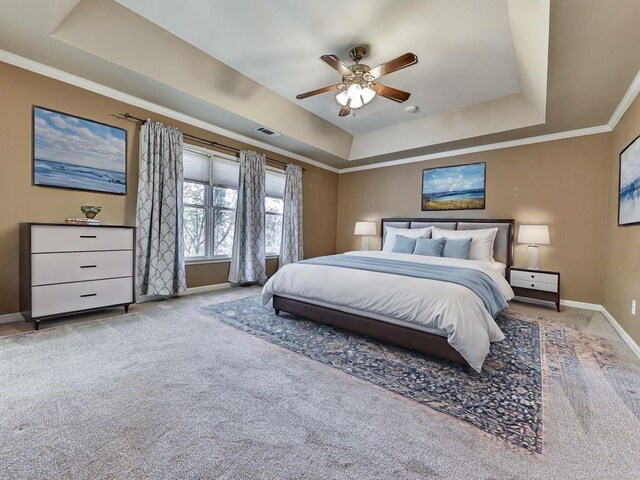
[{"xmin": 186, "ymin": 255, "xmax": 279, "ymax": 266}]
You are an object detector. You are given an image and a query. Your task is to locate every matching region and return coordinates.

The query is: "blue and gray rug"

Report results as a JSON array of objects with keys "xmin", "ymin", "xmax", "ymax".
[{"xmin": 203, "ymin": 296, "xmax": 544, "ymax": 453}]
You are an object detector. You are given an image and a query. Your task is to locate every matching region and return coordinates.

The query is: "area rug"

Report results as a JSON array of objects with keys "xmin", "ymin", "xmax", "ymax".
[{"xmin": 203, "ymin": 296, "xmax": 545, "ymax": 453}]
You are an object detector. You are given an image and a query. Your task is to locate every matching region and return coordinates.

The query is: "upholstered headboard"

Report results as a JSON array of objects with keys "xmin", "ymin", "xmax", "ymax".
[{"xmin": 380, "ymin": 218, "xmax": 515, "ymax": 267}]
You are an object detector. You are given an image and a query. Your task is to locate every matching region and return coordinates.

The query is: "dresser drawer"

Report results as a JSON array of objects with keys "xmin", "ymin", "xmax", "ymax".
[
  {"xmin": 32, "ymin": 251, "xmax": 133, "ymax": 286},
  {"xmin": 31, "ymin": 225, "xmax": 133, "ymax": 253},
  {"xmin": 510, "ymin": 269, "xmax": 558, "ymax": 286},
  {"xmin": 510, "ymin": 278, "xmax": 558, "ymax": 293},
  {"xmin": 31, "ymin": 278, "xmax": 133, "ymax": 318}
]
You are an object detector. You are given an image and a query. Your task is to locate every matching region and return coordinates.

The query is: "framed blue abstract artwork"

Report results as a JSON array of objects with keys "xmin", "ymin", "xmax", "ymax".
[{"xmin": 619, "ymin": 135, "xmax": 640, "ymax": 226}]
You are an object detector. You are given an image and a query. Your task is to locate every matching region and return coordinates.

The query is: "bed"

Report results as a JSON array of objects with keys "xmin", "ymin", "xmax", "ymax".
[{"xmin": 262, "ymin": 218, "xmax": 515, "ymax": 373}]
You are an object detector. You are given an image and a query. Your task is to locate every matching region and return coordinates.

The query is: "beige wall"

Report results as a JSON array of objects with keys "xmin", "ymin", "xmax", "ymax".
[
  {"xmin": 0, "ymin": 61, "xmax": 338, "ymax": 315},
  {"xmin": 603, "ymin": 95, "xmax": 640, "ymax": 346},
  {"xmin": 337, "ymin": 134, "xmax": 612, "ymax": 304}
]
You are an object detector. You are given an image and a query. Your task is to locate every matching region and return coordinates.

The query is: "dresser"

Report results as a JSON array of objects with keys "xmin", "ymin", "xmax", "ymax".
[
  {"xmin": 509, "ymin": 267, "xmax": 560, "ymax": 312},
  {"xmin": 20, "ymin": 223, "xmax": 135, "ymax": 330}
]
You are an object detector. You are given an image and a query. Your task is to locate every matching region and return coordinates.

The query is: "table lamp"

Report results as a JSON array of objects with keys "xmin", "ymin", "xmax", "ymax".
[
  {"xmin": 518, "ymin": 225, "xmax": 550, "ymax": 270},
  {"xmin": 354, "ymin": 221, "xmax": 376, "ymax": 251}
]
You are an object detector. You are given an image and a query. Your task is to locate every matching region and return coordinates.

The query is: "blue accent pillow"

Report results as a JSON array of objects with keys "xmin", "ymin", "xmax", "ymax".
[
  {"xmin": 413, "ymin": 237, "xmax": 445, "ymax": 257},
  {"xmin": 391, "ymin": 235, "xmax": 417, "ymax": 254},
  {"xmin": 441, "ymin": 238, "xmax": 472, "ymax": 259}
]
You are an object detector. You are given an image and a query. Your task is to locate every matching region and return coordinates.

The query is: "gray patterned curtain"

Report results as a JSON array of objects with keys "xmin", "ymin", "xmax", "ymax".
[
  {"xmin": 228, "ymin": 151, "xmax": 267, "ymax": 284},
  {"xmin": 136, "ymin": 121, "xmax": 187, "ymax": 296},
  {"xmin": 279, "ymin": 164, "xmax": 303, "ymax": 267}
]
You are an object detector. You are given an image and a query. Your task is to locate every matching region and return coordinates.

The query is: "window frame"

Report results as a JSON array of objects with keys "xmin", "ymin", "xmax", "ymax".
[
  {"xmin": 183, "ymin": 145, "xmax": 285, "ymax": 264},
  {"xmin": 182, "ymin": 179, "xmax": 209, "ymax": 261},
  {"xmin": 265, "ymin": 194, "xmax": 285, "ymax": 256}
]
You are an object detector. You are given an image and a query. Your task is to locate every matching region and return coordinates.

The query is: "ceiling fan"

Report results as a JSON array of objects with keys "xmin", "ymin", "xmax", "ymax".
[{"xmin": 296, "ymin": 46, "xmax": 418, "ymax": 117}]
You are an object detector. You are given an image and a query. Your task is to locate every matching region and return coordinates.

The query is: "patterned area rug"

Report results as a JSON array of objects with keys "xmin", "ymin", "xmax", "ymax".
[{"xmin": 203, "ymin": 296, "xmax": 544, "ymax": 453}]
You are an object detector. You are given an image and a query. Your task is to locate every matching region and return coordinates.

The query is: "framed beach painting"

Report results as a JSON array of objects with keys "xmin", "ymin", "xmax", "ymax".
[
  {"xmin": 32, "ymin": 106, "xmax": 127, "ymax": 195},
  {"xmin": 619, "ymin": 135, "xmax": 640, "ymax": 226},
  {"xmin": 422, "ymin": 162, "xmax": 486, "ymax": 211}
]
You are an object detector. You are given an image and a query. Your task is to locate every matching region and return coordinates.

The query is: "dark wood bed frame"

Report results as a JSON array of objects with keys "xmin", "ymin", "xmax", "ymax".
[{"xmin": 273, "ymin": 218, "xmax": 515, "ymax": 372}]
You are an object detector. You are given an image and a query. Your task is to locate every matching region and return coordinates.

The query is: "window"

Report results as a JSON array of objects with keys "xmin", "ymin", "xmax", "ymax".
[
  {"xmin": 265, "ymin": 169, "xmax": 286, "ymax": 255},
  {"xmin": 183, "ymin": 146, "xmax": 286, "ymax": 261}
]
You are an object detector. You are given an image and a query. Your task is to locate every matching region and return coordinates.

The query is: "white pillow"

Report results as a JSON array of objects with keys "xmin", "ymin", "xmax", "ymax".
[
  {"xmin": 382, "ymin": 226, "xmax": 432, "ymax": 252},
  {"xmin": 431, "ymin": 227, "xmax": 498, "ymax": 262}
]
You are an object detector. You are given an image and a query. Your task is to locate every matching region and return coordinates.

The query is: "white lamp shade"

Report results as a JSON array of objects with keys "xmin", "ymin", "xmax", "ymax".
[
  {"xmin": 518, "ymin": 225, "xmax": 550, "ymax": 245},
  {"xmin": 354, "ymin": 221, "xmax": 376, "ymax": 236},
  {"xmin": 336, "ymin": 91, "xmax": 349, "ymax": 106},
  {"xmin": 361, "ymin": 87, "xmax": 376, "ymax": 104}
]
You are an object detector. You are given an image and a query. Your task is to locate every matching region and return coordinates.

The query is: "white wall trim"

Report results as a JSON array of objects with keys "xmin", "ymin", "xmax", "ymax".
[
  {"xmin": 2, "ymin": 294, "xmax": 638, "ymax": 361},
  {"xmin": 514, "ymin": 297, "xmax": 640, "ymax": 360},
  {"xmin": 608, "ymin": 67, "xmax": 640, "ymax": 130},
  {"xmin": 559, "ymin": 299, "xmax": 603, "ymax": 311},
  {"xmin": 3, "ymin": 48, "xmax": 640, "ymax": 175},
  {"xmin": 177, "ymin": 283, "xmax": 231, "ymax": 296},
  {"xmin": 137, "ymin": 283, "xmax": 232, "ymax": 303},
  {"xmin": 600, "ymin": 307, "xmax": 640, "ymax": 361},
  {"xmin": 339, "ymin": 125, "xmax": 611, "ymax": 173},
  {"xmin": 514, "ymin": 296, "xmax": 602, "ymax": 311},
  {"xmin": 0, "ymin": 312, "xmax": 23, "ymax": 325},
  {"xmin": 0, "ymin": 49, "xmax": 339, "ymax": 174}
]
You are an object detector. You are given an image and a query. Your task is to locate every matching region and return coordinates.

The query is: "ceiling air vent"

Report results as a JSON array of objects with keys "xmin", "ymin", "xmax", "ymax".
[{"xmin": 255, "ymin": 126, "xmax": 281, "ymax": 137}]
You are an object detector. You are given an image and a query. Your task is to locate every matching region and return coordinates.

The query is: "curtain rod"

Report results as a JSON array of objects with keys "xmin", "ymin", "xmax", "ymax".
[{"xmin": 118, "ymin": 113, "xmax": 304, "ymax": 172}]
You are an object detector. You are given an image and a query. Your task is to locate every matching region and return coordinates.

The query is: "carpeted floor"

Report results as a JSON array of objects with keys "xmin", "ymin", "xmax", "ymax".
[
  {"xmin": 203, "ymin": 296, "xmax": 544, "ymax": 453},
  {"xmin": 1, "ymin": 286, "xmax": 640, "ymax": 479}
]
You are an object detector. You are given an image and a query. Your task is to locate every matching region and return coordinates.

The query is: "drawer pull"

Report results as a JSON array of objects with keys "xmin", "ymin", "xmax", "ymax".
[
  {"xmin": 80, "ymin": 265, "xmax": 97, "ymax": 269},
  {"xmin": 80, "ymin": 293, "xmax": 97, "ymax": 298},
  {"xmin": 80, "ymin": 235, "xmax": 97, "ymax": 239},
  {"xmin": 531, "ymin": 275, "xmax": 535, "ymax": 278},
  {"xmin": 531, "ymin": 284, "xmax": 535, "ymax": 287}
]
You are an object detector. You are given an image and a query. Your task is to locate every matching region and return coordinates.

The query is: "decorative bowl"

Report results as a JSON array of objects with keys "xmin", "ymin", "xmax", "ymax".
[{"xmin": 81, "ymin": 205, "xmax": 102, "ymax": 219}]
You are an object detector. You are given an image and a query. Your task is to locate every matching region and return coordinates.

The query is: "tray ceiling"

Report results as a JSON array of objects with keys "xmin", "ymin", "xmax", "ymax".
[
  {"xmin": 115, "ymin": 0, "xmax": 522, "ymax": 136},
  {"xmin": 1, "ymin": 0, "xmax": 639, "ymax": 169}
]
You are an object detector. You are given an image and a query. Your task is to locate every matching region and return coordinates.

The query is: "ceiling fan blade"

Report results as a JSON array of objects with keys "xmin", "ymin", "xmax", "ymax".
[
  {"xmin": 296, "ymin": 84, "xmax": 339, "ymax": 100},
  {"xmin": 320, "ymin": 55, "xmax": 352, "ymax": 77},
  {"xmin": 372, "ymin": 83, "xmax": 411, "ymax": 103},
  {"xmin": 369, "ymin": 53, "xmax": 418, "ymax": 79},
  {"xmin": 339, "ymin": 105, "xmax": 351, "ymax": 117}
]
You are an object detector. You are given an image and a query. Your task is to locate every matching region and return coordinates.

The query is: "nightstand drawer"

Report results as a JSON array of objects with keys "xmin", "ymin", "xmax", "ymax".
[
  {"xmin": 510, "ymin": 270, "xmax": 558, "ymax": 286},
  {"xmin": 511, "ymin": 278, "xmax": 558, "ymax": 293}
]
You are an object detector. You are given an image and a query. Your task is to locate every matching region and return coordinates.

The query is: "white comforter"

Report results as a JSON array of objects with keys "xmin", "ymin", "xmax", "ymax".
[{"xmin": 262, "ymin": 251, "xmax": 515, "ymax": 372}]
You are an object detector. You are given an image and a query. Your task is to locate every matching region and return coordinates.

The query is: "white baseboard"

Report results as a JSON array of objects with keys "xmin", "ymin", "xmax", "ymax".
[
  {"xmin": 177, "ymin": 283, "xmax": 231, "ymax": 296},
  {"xmin": 513, "ymin": 296, "xmax": 640, "ymax": 360},
  {"xmin": 600, "ymin": 307, "xmax": 640, "ymax": 361},
  {"xmin": 1, "ymin": 283, "xmax": 233, "ymax": 322},
  {"xmin": 137, "ymin": 283, "xmax": 232, "ymax": 303},
  {"xmin": 513, "ymin": 296, "xmax": 603, "ymax": 311},
  {"xmin": 0, "ymin": 312, "xmax": 23, "ymax": 325},
  {"xmin": 560, "ymin": 299, "xmax": 602, "ymax": 311}
]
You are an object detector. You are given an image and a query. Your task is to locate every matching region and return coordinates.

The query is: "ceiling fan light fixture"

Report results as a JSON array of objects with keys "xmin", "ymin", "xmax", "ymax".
[
  {"xmin": 336, "ymin": 90, "xmax": 350, "ymax": 106},
  {"xmin": 347, "ymin": 83, "xmax": 363, "ymax": 100},
  {"xmin": 298, "ymin": 48, "xmax": 417, "ymax": 117},
  {"xmin": 349, "ymin": 95, "xmax": 364, "ymax": 109},
  {"xmin": 361, "ymin": 87, "xmax": 376, "ymax": 104}
]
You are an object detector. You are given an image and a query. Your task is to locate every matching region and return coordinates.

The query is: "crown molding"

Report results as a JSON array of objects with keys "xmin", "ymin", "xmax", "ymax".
[
  {"xmin": 338, "ymin": 125, "xmax": 611, "ymax": 173},
  {"xmin": 339, "ymin": 65, "xmax": 640, "ymax": 174},
  {"xmin": 0, "ymin": 49, "xmax": 339, "ymax": 173},
  {"xmin": 3, "ymin": 48, "xmax": 640, "ymax": 175},
  {"xmin": 607, "ymin": 67, "xmax": 640, "ymax": 130}
]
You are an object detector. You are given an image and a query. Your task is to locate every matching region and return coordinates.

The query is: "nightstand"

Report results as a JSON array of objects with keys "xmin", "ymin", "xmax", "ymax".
[{"xmin": 509, "ymin": 267, "xmax": 560, "ymax": 312}]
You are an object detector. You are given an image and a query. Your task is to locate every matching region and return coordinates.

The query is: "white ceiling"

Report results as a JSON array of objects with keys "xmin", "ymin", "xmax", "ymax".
[{"xmin": 115, "ymin": 0, "xmax": 521, "ymax": 136}]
